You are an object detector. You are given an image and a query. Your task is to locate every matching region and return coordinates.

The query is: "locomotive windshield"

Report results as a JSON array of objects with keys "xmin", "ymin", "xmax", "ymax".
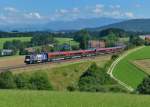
[{"xmin": 25, "ymin": 55, "xmax": 30, "ymax": 59}]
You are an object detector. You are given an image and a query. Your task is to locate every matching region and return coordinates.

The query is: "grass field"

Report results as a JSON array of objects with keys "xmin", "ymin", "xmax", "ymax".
[
  {"xmin": 55, "ymin": 37, "xmax": 79, "ymax": 46},
  {"xmin": 113, "ymin": 46, "xmax": 150, "ymax": 89},
  {"xmin": 0, "ymin": 37, "xmax": 31, "ymax": 49},
  {"xmin": 0, "ymin": 37, "xmax": 78, "ymax": 49},
  {"xmin": 11, "ymin": 55, "xmax": 110, "ymax": 90},
  {"xmin": 0, "ymin": 90, "xmax": 149, "ymax": 107}
]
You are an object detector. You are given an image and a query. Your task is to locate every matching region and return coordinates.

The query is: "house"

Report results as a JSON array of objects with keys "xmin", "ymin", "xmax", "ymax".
[
  {"xmin": 145, "ymin": 36, "xmax": 150, "ymax": 41},
  {"xmin": 88, "ymin": 40, "xmax": 106, "ymax": 48},
  {"xmin": 25, "ymin": 47, "xmax": 35, "ymax": 53},
  {"xmin": 0, "ymin": 49, "xmax": 13, "ymax": 56}
]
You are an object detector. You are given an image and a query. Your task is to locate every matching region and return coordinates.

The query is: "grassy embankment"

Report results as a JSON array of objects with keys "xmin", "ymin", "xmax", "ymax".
[
  {"xmin": 113, "ymin": 46, "xmax": 150, "ymax": 89},
  {"xmin": 11, "ymin": 55, "xmax": 110, "ymax": 90}
]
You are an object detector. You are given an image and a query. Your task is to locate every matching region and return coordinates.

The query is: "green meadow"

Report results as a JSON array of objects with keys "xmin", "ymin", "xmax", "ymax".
[
  {"xmin": 113, "ymin": 46, "xmax": 150, "ymax": 89},
  {"xmin": 0, "ymin": 90, "xmax": 149, "ymax": 107},
  {"xmin": 0, "ymin": 37, "xmax": 32, "ymax": 49}
]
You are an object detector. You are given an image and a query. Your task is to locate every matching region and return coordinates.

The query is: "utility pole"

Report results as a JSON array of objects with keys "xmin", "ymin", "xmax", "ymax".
[{"xmin": 69, "ymin": 40, "xmax": 71, "ymax": 51}]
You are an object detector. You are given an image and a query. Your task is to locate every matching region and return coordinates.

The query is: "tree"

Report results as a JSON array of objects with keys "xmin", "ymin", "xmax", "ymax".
[
  {"xmin": 0, "ymin": 71, "xmax": 16, "ymax": 89},
  {"xmin": 74, "ymin": 30, "xmax": 90, "ymax": 49},
  {"xmin": 137, "ymin": 76, "xmax": 150, "ymax": 94},
  {"xmin": 31, "ymin": 34, "xmax": 55, "ymax": 46},
  {"xmin": 78, "ymin": 63, "xmax": 113, "ymax": 92},
  {"xmin": 15, "ymin": 73, "xmax": 31, "ymax": 89},
  {"xmin": 29, "ymin": 72, "xmax": 53, "ymax": 90},
  {"xmin": 129, "ymin": 35, "xmax": 144, "ymax": 46},
  {"xmin": 105, "ymin": 32, "xmax": 118, "ymax": 47}
]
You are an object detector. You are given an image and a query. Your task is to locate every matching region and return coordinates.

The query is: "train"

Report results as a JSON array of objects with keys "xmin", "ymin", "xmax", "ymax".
[{"xmin": 24, "ymin": 46, "xmax": 125, "ymax": 64}]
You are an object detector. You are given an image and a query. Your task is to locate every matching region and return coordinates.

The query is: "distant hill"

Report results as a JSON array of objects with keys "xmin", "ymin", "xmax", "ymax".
[
  {"xmin": 45, "ymin": 17, "xmax": 123, "ymax": 31},
  {"xmin": 88, "ymin": 19, "xmax": 150, "ymax": 32},
  {"xmin": 0, "ymin": 17, "xmax": 123, "ymax": 32}
]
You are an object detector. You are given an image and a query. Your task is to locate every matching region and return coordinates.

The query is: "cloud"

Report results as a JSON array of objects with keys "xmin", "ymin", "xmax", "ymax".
[
  {"xmin": 110, "ymin": 5, "xmax": 121, "ymax": 9},
  {"xmin": 124, "ymin": 12, "xmax": 135, "ymax": 18},
  {"xmin": 4, "ymin": 7, "xmax": 18, "ymax": 12},
  {"xmin": 72, "ymin": 8, "xmax": 80, "ymax": 13},
  {"xmin": 0, "ymin": 4, "xmax": 136, "ymax": 24},
  {"xmin": 93, "ymin": 4, "xmax": 104, "ymax": 14},
  {"xmin": 0, "ymin": 15, "xmax": 7, "ymax": 20},
  {"xmin": 24, "ymin": 12, "xmax": 42, "ymax": 19}
]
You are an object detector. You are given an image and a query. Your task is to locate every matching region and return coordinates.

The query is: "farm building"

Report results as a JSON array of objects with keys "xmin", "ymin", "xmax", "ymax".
[
  {"xmin": 0, "ymin": 49, "xmax": 13, "ymax": 56},
  {"xmin": 88, "ymin": 40, "xmax": 106, "ymax": 48}
]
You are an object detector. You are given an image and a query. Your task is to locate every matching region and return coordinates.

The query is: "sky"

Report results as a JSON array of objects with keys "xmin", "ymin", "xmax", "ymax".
[{"xmin": 0, "ymin": 0, "xmax": 149, "ymax": 24}]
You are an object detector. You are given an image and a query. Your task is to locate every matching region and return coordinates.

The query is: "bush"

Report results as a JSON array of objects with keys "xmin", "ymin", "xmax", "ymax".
[
  {"xmin": 111, "ymin": 54, "xmax": 119, "ymax": 61},
  {"xmin": 29, "ymin": 72, "xmax": 53, "ymax": 90},
  {"xmin": 78, "ymin": 63, "xmax": 115, "ymax": 92},
  {"xmin": 137, "ymin": 76, "xmax": 150, "ymax": 94},
  {"xmin": 0, "ymin": 71, "xmax": 16, "ymax": 89},
  {"xmin": 67, "ymin": 85, "xmax": 77, "ymax": 92},
  {"xmin": 15, "ymin": 73, "xmax": 31, "ymax": 89},
  {"xmin": 109, "ymin": 85, "xmax": 128, "ymax": 93}
]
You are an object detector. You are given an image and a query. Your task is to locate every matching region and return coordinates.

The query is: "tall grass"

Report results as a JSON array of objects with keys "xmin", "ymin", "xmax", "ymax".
[{"xmin": 0, "ymin": 90, "xmax": 149, "ymax": 107}]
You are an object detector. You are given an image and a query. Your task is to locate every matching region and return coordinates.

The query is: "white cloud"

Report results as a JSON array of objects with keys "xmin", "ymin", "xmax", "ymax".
[
  {"xmin": 4, "ymin": 7, "xmax": 18, "ymax": 12},
  {"xmin": 59, "ymin": 9, "xmax": 69, "ymax": 14},
  {"xmin": 24, "ymin": 12, "xmax": 42, "ymax": 19},
  {"xmin": 124, "ymin": 12, "xmax": 134, "ymax": 18},
  {"xmin": 109, "ymin": 5, "xmax": 121, "ymax": 9},
  {"xmin": 0, "ymin": 4, "xmax": 136, "ymax": 24},
  {"xmin": 92, "ymin": 4, "xmax": 104, "ymax": 14},
  {"xmin": 72, "ymin": 8, "xmax": 80, "ymax": 13}
]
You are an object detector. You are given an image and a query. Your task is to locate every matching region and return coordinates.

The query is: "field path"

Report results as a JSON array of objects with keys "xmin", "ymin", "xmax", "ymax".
[{"xmin": 107, "ymin": 46, "xmax": 145, "ymax": 91}]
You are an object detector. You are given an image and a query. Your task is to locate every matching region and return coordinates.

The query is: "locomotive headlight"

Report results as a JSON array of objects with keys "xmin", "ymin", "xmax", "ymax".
[{"xmin": 26, "ymin": 59, "xmax": 30, "ymax": 61}]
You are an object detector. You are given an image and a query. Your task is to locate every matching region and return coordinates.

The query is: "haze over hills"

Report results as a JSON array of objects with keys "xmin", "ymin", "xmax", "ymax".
[
  {"xmin": 2, "ymin": 18, "xmax": 150, "ymax": 33},
  {"xmin": 0, "ymin": 17, "xmax": 123, "ymax": 32},
  {"xmin": 89, "ymin": 19, "xmax": 150, "ymax": 32}
]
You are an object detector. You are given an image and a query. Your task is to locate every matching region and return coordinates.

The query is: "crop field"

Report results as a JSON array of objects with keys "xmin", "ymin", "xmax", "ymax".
[
  {"xmin": 0, "ymin": 37, "xmax": 31, "ymax": 49},
  {"xmin": 113, "ymin": 46, "xmax": 150, "ymax": 89},
  {"xmin": 11, "ymin": 55, "xmax": 110, "ymax": 90},
  {"xmin": 0, "ymin": 90, "xmax": 149, "ymax": 107},
  {"xmin": 133, "ymin": 59, "xmax": 150, "ymax": 75}
]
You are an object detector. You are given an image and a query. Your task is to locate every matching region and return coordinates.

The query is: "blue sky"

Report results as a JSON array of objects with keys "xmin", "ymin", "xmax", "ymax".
[{"xmin": 0, "ymin": 0, "xmax": 149, "ymax": 24}]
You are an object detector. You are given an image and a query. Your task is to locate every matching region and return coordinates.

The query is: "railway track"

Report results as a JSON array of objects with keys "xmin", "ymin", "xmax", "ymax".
[{"xmin": 0, "ymin": 55, "xmax": 107, "ymax": 72}]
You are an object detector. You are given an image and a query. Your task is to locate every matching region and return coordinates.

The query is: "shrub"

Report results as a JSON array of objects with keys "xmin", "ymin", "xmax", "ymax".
[
  {"xmin": 78, "ymin": 63, "xmax": 115, "ymax": 92},
  {"xmin": 29, "ymin": 72, "xmax": 53, "ymax": 90},
  {"xmin": 137, "ymin": 76, "xmax": 150, "ymax": 94},
  {"xmin": 15, "ymin": 73, "xmax": 31, "ymax": 89},
  {"xmin": 67, "ymin": 85, "xmax": 77, "ymax": 92},
  {"xmin": 0, "ymin": 71, "xmax": 16, "ymax": 89},
  {"xmin": 111, "ymin": 54, "xmax": 119, "ymax": 61}
]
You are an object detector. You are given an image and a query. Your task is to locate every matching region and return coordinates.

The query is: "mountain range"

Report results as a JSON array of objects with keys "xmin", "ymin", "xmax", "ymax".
[
  {"xmin": 1, "ymin": 18, "xmax": 150, "ymax": 33},
  {"xmin": 0, "ymin": 17, "xmax": 123, "ymax": 32},
  {"xmin": 89, "ymin": 19, "xmax": 150, "ymax": 32}
]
